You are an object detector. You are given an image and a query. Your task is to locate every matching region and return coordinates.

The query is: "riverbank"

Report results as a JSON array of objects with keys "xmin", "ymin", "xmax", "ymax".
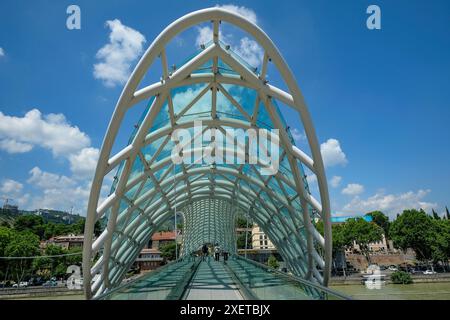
[
  {"xmin": 330, "ymin": 272, "xmax": 450, "ymax": 285},
  {"xmin": 330, "ymin": 282, "xmax": 450, "ymax": 300},
  {"xmin": 9, "ymin": 293, "xmax": 85, "ymax": 300},
  {"xmin": 0, "ymin": 287, "xmax": 83, "ymax": 300}
]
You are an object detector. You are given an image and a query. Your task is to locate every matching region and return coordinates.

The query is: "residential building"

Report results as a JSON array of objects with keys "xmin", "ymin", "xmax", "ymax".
[
  {"xmin": 251, "ymin": 225, "xmax": 275, "ymax": 250},
  {"xmin": 134, "ymin": 248, "xmax": 164, "ymax": 271},
  {"xmin": 48, "ymin": 234, "xmax": 84, "ymax": 250},
  {"xmin": 149, "ymin": 230, "xmax": 182, "ymax": 249}
]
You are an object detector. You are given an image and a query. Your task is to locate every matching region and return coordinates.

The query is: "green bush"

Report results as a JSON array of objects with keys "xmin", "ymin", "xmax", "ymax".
[
  {"xmin": 267, "ymin": 255, "xmax": 279, "ymax": 269},
  {"xmin": 391, "ymin": 271, "xmax": 413, "ymax": 284}
]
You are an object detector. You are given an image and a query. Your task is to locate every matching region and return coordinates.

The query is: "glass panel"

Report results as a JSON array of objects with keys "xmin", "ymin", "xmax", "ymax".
[
  {"xmin": 97, "ymin": 257, "xmax": 200, "ymax": 300},
  {"xmin": 228, "ymin": 255, "xmax": 351, "ymax": 300},
  {"xmin": 255, "ymin": 101, "xmax": 274, "ymax": 129}
]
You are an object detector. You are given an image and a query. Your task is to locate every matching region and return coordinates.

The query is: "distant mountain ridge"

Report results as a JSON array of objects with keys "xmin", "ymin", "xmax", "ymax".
[{"xmin": 0, "ymin": 207, "xmax": 83, "ymax": 226}]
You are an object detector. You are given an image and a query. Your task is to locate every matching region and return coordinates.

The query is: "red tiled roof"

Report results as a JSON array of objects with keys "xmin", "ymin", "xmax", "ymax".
[{"xmin": 151, "ymin": 231, "xmax": 176, "ymax": 241}]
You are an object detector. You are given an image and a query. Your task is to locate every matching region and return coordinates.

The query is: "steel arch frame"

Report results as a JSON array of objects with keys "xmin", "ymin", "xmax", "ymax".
[{"xmin": 83, "ymin": 7, "xmax": 332, "ymax": 299}]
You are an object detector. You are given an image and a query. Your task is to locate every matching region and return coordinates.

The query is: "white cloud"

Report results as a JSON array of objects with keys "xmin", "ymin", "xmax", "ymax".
[
  {"xmin": 330, "ymin": 175, "xmax": 342, "ymax": 188},
  {"xmin": 195, "ymin": 25, "xmax": 231, "ymax": 47},
  {"xmin": 0, "ymin": 179, "xmax": 30, "ymax": 208},
  {"xmin": 94, "ymin": 19, "xmax": 146, "ymax": 87},
  {"xmin": 195, "ymin": 5, "xmax": 263, "ymax": 67},
  {"xmin": 27, "ymin": 167, "xmax": 75, "ymax": 190},
  {"xmin": 69, "ymin": 147, "xmax": 100, "ymax": 179},
  {"xmin": 342, "ymin": 189, "xmax": 437, "ymax": 218},
  {"xmin": 172, "ymin": 85, "xmax": 211, "ymax": 114},
  {"xmin": 0, "ymin": 167, "xmax": 95, "ymax": 214},
  {"xmin": 342, "ymin": 183, "xmax": 364, "ymax": 195},
  {"xmin": 0, "ymin": 47, "xmax": 4, "ymax": 57},
  {"xmin": 0, "ymin": 109, "xmax": 90, "ymax": 156},
  {"xmin": 172, "ymin": 84, "xmax": 236, "ymax": 115},
  {"xmin": 306, "ymin": 174, "xmax": 317, "ymax": 185},
  {"xmin": 320, "ymin": 138, "xmax": 348, "ymax": 167},
  {"xmin": 235, "ymin": 37, "xmax": 264, "ymax": 67},
  {"xmin": 0, "ymin": 109, "xmax": 100, "ymax": 180},
  {"xmin": 27, "ymin": 167, "xmax": 90, "ymax": 215},
  {"xmin": 0, "ymin": 109, "xmax": 100, "ymax": 213},
  {"xmin": 217, "ymin": 4, "xmax": 258, "ymax": 24},
  {"xmin": 195, "ymin": 26, "xmax": 215, "ymax": 47},
  {"xmin": 0, "ymin": 139, "xmax": 33, "ymax": 153},
  {"xmin": 291, "ymin": 128, "xmax": 306, "ymax": 143},
  {"xmin": 16, "ymin": 194, "xmax": 31, "ymax": 208},
  {"xmin": 0, "ymin": 179, "xmax": 23, "ymax": 195}
]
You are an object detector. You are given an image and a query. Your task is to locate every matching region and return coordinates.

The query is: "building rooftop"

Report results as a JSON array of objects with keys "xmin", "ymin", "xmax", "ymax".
[
  {"xmin": 331, "ymin": 215, "xmax": 373, "ymax": 223},
  {"xmin": 151, "ymin": 231, "xmax": 176, "ymax": 241},
  {"xmin": 51, "ymin": 234, "xmax": 84, "ymax": 242}
]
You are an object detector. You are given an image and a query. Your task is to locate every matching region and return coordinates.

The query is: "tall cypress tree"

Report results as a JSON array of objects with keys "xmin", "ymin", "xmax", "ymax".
[
  {"xmin": 432, "ymin": 209, "xmax": 440, "ymax": 220},
  {"xmin": 446, "ymin": 206, "xmax": 450, "ymax": 220}
]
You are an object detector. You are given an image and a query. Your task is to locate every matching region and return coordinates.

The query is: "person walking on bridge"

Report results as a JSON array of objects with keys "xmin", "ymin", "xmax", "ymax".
[
  {"xmin": 222, "ymin": 249, "xmax": 229, "ymax": 264},
  {"xmin": 214, "ymin": 243, "xmax": 221, "ymax": 262},
  {"xmin": 201, "ymin": 243, "xmax": 208, "ymax": 261}
]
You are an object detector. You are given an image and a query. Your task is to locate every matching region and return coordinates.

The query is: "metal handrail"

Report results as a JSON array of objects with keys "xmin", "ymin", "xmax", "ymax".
[
  {"xmin": 168, "ymin": 257, "xmax": 201, "ymax": 300},
  {"xmin": 233, "ymin": 255, "xmax": 352, "ymax": 300},
  {"xmin": 223, "ymin": 261, "xmax": 258, "ymax": 300},
  {"xmin": 94, "ymin": 256, "xmax": 194, "ymax": 300}
]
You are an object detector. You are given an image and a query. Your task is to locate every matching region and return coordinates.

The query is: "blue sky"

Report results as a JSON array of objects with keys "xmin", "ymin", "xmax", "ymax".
[{"xmin": 0, "ymin": 0, "xmax": 449, "ymax": 219}]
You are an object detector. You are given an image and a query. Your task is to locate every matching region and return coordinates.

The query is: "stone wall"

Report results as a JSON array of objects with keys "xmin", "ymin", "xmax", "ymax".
[{"xmin": 346, "ymin": 253, "xmax": 416, "ymax": 271}]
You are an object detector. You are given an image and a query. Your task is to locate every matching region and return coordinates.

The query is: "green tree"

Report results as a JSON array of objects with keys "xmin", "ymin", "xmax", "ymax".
[
  {"xmin": 236, "ymin": 232, "xmax": 252, "ymax": 249},
  {"xmin": 432, "ymin": 209, "xmax": 441, "ymax": 220},
  {"xmin": 391, "ymin": 270, "xmax": 413, "ymax": 284},
  {"xmin": 366, "ymin": 211, "xmax": 390, "ymax": 237},
  {"xmin": 70, "ymin": 219, "xmax": 85, "ymax": 235},
  {"xmin": 315, "ymin": 220, "xmax": 353, "ymax": 275},
  {"xmin": 67, "ymin": 218, "xmax": 102, "ymax": 236},
  {"xmin": 235, "ymin": 217, "xmax": 251, "ymax": 228},
  {"xmin": 14, "ymin": 215, "xmax": 45, "ymax": 239},
  {"xmin": 44, "ymin": 222, "xmax": 56, "ymax": 240},
  {"xmin": 430, "ymin": 219, "xmax": 450, "ymax": 269},
  {"xmin": 94, "ymin": 220, "xmax": 103, "ymax": 237},
  {"xmin": 0, "ymin": 226, "xmax": 14, "ymax": 256},
  {"xmin": 267, "ymin": 255, "xmax": 279, "ymax": 269},
  {"xmin": 32, "ymin": 256, "xmax": 52, "ymax": 279},
  {"xmin": 44, "ymin": 244, "xmax": 65, "ymax": 273},
  {"xmin": 344, "ymin": 217, "xmax": 383, "ymax": 264},
  {"xmin": 53, "ymin": 263, "xmax": 68, "ymax": 278},
  {"xmin": 5, "ymin": 231, "xmax": 40, "ymax": 284},
  {"xmin": 446, "ymin": 206, "xmax": 450, "ymax": 220},
  {"xmin": 315, "ymin": 220, "xmax": 353, "ymax": 256},
  {"xmin": 389, "ymin": 209, "xmax": 435, "ymax": 261},
  {"xmin": 66, "ymin": 247, "xmax": 83, "ymax": 266},
  {"xmin": 332, "ymin": 224, "xmax": 353, "ymax": 253},
  {"xmin": 160, "ymin": 242, "xmax": 177, "ymax": 261},
  {"xmin": 0, "ymin": 226, "xmax": 15, "ymax": 280}
]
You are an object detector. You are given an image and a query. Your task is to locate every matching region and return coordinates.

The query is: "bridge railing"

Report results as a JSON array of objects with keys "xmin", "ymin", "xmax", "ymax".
[
  {"xmin": 95, "ymin": 255, "xmax": 199, "ymax": 300},
  {"xmin": 228, "ymin": 255, "xmax": 352, "ymax": 300}
]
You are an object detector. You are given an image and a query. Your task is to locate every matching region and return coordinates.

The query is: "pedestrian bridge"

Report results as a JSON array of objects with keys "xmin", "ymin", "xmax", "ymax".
[
  {"xmin": 94, "ymin": 255, "xmax": 349, "ymax": 300},
  {"xmin": 83, "ymin": 7, "xmax": 335, "ymax": 299}
]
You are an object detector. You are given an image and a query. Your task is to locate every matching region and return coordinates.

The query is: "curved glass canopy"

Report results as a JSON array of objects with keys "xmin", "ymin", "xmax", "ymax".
[{"xmin": 83, "ymin": 8, "xmax": 332, "ymax": 299}]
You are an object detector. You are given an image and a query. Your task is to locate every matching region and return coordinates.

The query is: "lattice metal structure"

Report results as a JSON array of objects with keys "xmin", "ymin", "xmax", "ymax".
[
  {"xmin": 181, "ymin": 199, "xmax": 237, "ymax": 255},
  {"xmin": 83, "ymin": 7, "xmax": 332, "ymax": 299}
]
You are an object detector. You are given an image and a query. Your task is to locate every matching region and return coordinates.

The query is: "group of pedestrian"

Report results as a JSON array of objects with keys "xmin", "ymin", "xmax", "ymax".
[{"xmin": 201, "ymin": 243, "xmax": 229, "ymax": 263}]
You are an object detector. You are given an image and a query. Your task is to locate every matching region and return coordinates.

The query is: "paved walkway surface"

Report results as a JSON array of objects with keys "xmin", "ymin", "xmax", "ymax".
[{"xmin": 184, "ymin": 259, "xmax": 243, "ymax": 300}]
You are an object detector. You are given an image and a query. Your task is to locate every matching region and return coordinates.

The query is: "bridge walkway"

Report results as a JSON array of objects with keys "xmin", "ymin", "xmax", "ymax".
[
  {"xmin": 182, "ymin": 258, "xmax": 243, "ymax": 300},
  {"xmin": 95, "ymin": 255, "xmax": 351, "ymax": 300}
]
